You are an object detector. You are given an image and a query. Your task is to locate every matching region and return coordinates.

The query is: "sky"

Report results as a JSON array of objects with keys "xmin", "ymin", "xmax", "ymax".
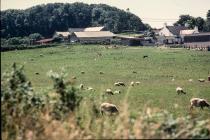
[{"xmin": 1, "ymin": 0, "xmax": 210, "ymax": 28}]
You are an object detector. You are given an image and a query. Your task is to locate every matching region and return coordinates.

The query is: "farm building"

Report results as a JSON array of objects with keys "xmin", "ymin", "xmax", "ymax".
[
  {"xmin": 115, "ymin": 35, "xmax": 142, "ymax": 46},
  {"xmin": 184, "ymin": 32, "xmax": 210, "ymax": 51},
  {"xmin": 70, "ymin": 31, "xmax": 115, "ymax": 44},
  {"xmin": 158, "ymin": 24, "xmax": 188, "ymax": 44},
  {"xmin": 54, "ymin": 32, "xmax": 70, "ymax": 42}
]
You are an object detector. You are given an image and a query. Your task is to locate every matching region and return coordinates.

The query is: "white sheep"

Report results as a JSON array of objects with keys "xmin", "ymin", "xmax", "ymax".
[
  {"xmin": 100, "ymin": 102, "xmax": 119, "ymax": 115},
  {"xmin": 198, "ymin": 79, "xmax": 205, "ymax": 82},
  {"xmin": 79, "ymin": 84, "xmax": 84, "ymax": 90},
  {"xmin": 114, "ymin": 82, "xmax": 126, "ymax": 86},
  {"xmin": 188, "ymin": 79, "xmax": 193, "ymax": 82},
  {"xmin": 114, "ymin": 90, "xmax": 121, "ymax": 94},
  {"xmin": 87, "ymin": 87, "xmax": 94, "ymax": 91},
  {"xmin": 105, "ymin": 89, "xmax": 114, "ymax": 95},
  {"xmin": 190, "ymin": 98, "xmax": 210, "ymax": 110},
  {"xmin": 130, "ymin": 81, "xmax": 135, "ymax": 86},
  {"xmin": 135, "ymin": 81, "xmax": 141, "ymax": 85},
  {"xmin": 176, "ymin": 87, "xmax": 186, "ymax": 94},
  {"xmin": 114, "ymin": 82, "xmax": 121, "ymax": 86}
]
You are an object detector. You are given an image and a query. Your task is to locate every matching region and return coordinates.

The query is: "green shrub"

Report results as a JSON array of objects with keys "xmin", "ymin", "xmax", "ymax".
[
  {"xmin": 1, "ymin": 63, "xmax": 45, "ymax": 139},
  {"xmin": 47, "ymin": 70, "xmax": 82, "ymax": 120}
]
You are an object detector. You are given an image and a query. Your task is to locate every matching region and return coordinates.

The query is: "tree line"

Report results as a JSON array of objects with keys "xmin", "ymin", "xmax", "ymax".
[
  {"xmin": 1, "ymin": 2, "xmax": 147, "ymax": 38},
  {"xmin": 174, "ymin": 10, "xmax": 210, "ymax": 32}
]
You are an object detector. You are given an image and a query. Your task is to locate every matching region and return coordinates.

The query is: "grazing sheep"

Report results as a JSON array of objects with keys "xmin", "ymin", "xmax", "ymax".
[
  {"xmin": 72, "ymin": 76, "xmax": 77, "ymax": 79},
  {"xmin": 188, "ymin": 79, "xmax": 193, "ymax": 82},
  {"xmin": 35, "ymin": 72, "xmax": 39, "ymax": 75},
  {"xmin": 171, "ymin": 78, "xmax": 175, "ymax": 82},
  {"xmin": 143, "ymin": 55, "xmax": 148, "ymax": 58},
  {"xmin": 99, "ymin": 71, "xmax": 104, "ymax": 74},
  {"xmin": 100, "ymin": 102, "xmax": 119, "ymax": 115},
  {"xmin": 190, "ymin": 98, "xmax": 210, "ymax": 110},
  {"xmin": 118, "ymin": 82, "xmax": 126, "ymax": 86},
  {"xmin": 105, "ymin": 89, "xmax": 114, "ymax": 95},
  {"xmin": 132, "ymin": 71, "xmax": 137, "ymax": 74},
  {"xmin": 130, "ymin": 81, "xmax": 135, "ymax": 86},
  {"xmin": 79, "ymin": 84, "xmax": 84, "ymax": 90},
  {"xmin": 198, "ymin": 79, "xmax": 205, "ymax": 82},
  {"xmin": 87, "ymin": 87, "xmax": 94, "ymax": 91},
  {"xmin": 135, "ymin": 81, "xmax": 141, "ymax": 85},
  {"xmin": 114, "ymin": 82, "xmax": 121, "ymax": 86},
  {"xmin": 114, "ymin": 90, "xmax": 121, "ymax": 94},
  {"xmin": 81, "ymin": 71, "xmax": 85, "ymax": 74},
  {"xmin": 176, "ymin": 87, "xmax": 186, "ymax": 94}
]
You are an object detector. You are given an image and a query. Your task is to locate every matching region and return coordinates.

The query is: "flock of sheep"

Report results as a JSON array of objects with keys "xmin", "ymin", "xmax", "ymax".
[{"xmin": 77, "ymin": 73, "xmax": 210, "ymax": 116}]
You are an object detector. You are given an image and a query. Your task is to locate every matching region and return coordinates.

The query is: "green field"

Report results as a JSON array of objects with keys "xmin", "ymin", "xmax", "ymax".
[{"xmin": 1, "ymin": 44, "xmax": 210, "ymax": 118}]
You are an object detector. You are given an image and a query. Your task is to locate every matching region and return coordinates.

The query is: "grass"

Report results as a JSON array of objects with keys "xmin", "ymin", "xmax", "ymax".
[{"xmin": 1, "ymin": 44, "xmax": 210, "ymax": 118}]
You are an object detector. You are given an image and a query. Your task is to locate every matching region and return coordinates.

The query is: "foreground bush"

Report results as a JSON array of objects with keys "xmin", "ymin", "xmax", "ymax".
[{"xmin": 1, "ymin": 64, "xmax": 210, "ymax": 139}]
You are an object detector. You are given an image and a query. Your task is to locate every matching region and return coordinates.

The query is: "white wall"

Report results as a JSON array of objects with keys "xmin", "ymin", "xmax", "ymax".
[{"xmin": 159, "ymin": 26, "xmax": 174, "ymax": 36}]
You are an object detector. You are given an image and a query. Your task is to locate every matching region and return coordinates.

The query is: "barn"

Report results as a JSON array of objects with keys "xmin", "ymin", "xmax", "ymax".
[
  {"xmin": 184, "ymin": 32, "xmax": 210, "ymax": 51},
  {"xmin": 70, "ymin": 31, "xmax": 115, "ymax": 44}
]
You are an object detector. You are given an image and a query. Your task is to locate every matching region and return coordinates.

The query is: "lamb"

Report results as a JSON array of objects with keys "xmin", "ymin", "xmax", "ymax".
[
  {"xmin": 130, "ymin": 81, "xmax": 135, "ymax": 86},
  {"xmin": 176, "ymin": 87, "xmax": 186, "ymax": 94},
  {"xmin": 190, "ymin": 98, "xmax": 210, "ymax": 110},
  {"xmin": 105, "ymin": 89, "xmax": 114, "ymax": 95},
  {"xmin": 100, "ymin": 102, "xmax": 119, "ymax": 115}
]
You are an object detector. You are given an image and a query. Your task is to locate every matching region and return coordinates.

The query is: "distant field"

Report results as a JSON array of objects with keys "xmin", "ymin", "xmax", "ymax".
[{"xmin": 1, "ymin": 44, "xmax": 210, "ymax": 118}]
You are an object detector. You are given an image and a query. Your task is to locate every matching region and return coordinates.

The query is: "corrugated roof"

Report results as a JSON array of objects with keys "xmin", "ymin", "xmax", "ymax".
[
  {"xmin": 115, "ymin": 35, "xmax": 142, "ymax": 40},
  {"xmin": 84, "ymin": 26, "xmax": 105, "ymax": 31},
  {"xmin": 69, "ymin": 26, "xmax": 105, "ymax": 32},
  {"xmin": 74, "ymin": 31, "xmax": 115, "ymax": 38},
  {"xmin": 166, "ymin": 26, "xmax": 188, "ymax": 36},
  {"xmin": 56, "ymin": 32, "xmax": 70, "ymax": 37}
]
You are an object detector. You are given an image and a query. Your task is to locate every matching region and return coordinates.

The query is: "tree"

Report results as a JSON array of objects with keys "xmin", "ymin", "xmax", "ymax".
[
  {"xmin": 174, "ymin": 15, "xmax": 205, "ymax": 31},
  {"xmin": 29, "ymin": 33, "xmax": 43, "ymax": 41},
  {"xmin": 203, "ymin": 10, "xmax": 210, "ymax": 32},
  {"xmin": 195, "ymin": 17, "xmax": 205, "ymax": 31}
]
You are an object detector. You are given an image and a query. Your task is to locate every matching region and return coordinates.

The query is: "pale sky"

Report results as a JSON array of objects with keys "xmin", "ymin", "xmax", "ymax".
[{"xmin": 1, "ymin": 0, "xmax": 210, "ymax": 28}]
